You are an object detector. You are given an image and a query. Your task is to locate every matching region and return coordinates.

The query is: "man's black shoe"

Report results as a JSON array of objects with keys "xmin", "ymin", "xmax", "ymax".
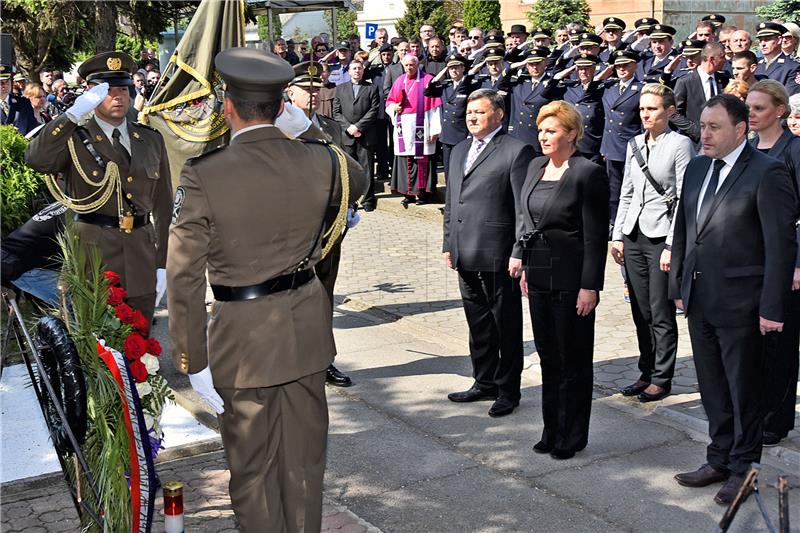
[
  {"xmin": 447, "ymin": 386, "xmax": 498, "ymax": 403},
  {"xmin": 675, "ymin": 464, "xmax": 729, "ymax": 487},
  {"xmin": 715, "ymin": 475, "xmax": 746, "ymax": 505},
  {"xmin": 326, "ymin": 364, "xmax": 352, "ymax": 387},
  {"xmin": 532, "ymin": 441, "xmax": 552, "ymax": 454},
  {"xmin": 362, "ymin": 200, "xmax": 377, "ymax": 212},
  {"xmin": 488, "ymin": 398, "xmax": 519, "ymax": 418},
  {"xmin": 763, "ymin": 431, "xmax": 785, "ymax": 447}
]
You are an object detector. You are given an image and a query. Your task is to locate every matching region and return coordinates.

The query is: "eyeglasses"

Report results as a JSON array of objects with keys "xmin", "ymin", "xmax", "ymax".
[
  {"xmin": 449, "ymin": 32, "xmax": 456, "ymax": 36},
  {"xmin": 470, "ymin": 36, "xmax": 480, "ymax": 40},
  {"xmin": 315, "ymin": 48, "xmax": 327, "ymax": 53}
]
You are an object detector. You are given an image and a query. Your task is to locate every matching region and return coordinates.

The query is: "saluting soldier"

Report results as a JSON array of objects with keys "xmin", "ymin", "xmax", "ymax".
[
  {"xmin": 637, "ymin": 24, "xmax": 679, "ymax": 82},
  {"xmin": 600, "ymin": 49, "xmax": 644, "ymax": 234},
  {"xmin": 665, "ymin": 40, "xmax": 705, "ymax": 84},
  {"xmin": 168, "ymin": 48, "xmax": 366, "ymax": 532},
  {"xmin": 26, "ymin": 51, "xmax": 172, "ymax": 328},
  {"xmin": 424, "ymin": 53, "xmax": 481, "ymax": 183},
  {"xmin": 505, "ymin": 47, "xmax": 558, "ymax": 155},
  {"xmin": 557, "ymin": 53, "xmax": 606, "ymax": 163},
  {"xmin": 599, "ymin": 17, "xmax": 627, "ymax": 65}
]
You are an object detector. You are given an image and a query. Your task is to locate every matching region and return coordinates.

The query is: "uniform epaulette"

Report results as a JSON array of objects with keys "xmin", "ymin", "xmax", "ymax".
[
  {"xmin": 298, "ymin": 137, "xmax": 330, "ymax": 146},
  {"xmin": 187, "ymin": 144, "xmax": 226, "ymax": 165},
  {"xmin": 131, "ymin": 122, "xmax": 162, "ymax": 135}
]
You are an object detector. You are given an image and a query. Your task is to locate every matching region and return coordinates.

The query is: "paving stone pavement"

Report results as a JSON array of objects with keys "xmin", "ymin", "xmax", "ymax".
[{"xmin": 336, "ymin": 192, "xmax": 800, "ymax": 454}]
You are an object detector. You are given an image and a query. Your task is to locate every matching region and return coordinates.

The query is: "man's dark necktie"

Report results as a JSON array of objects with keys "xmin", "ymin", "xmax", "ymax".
[
  {"xmin": 697, "ymin": 159, "xmax": 725, "ymax": 225},
  {"xmin": 708, "ymin": 76, "xmax": 717, "ymax": 97},
  {"xmin": 112, "ymin": 128, "xmax": 131, "ymax": 165}
]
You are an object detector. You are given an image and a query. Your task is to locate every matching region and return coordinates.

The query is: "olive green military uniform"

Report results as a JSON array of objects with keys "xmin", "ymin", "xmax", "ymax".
[
  {"xmin": 25, "ymin": 52, "xmax": 172, "ymax": 326},
  {"xmin": 167, "ymin": 48, "xmax": 366, "ymax": 532}
]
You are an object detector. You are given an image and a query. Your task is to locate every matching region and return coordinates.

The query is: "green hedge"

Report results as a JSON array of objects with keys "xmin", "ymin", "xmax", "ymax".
[{"xmin": 0, "ymin": 125, "xmax": 50, "ymax": 235}]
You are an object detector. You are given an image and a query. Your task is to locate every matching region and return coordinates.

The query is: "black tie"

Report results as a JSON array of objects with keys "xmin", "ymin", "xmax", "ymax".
[
  {"xmin": 697, "ymin": 159, "xmax": 726, "ymax": 225},
  {"xmin": 708, "ymin": 76, "xmax": 717, "ymax": 97},
  {"xmin": 112, "ymin": 128, "xmax": 131, "ymax": 165}
]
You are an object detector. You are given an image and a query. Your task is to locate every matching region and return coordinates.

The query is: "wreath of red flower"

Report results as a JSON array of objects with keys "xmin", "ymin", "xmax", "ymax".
[
  {"xmin": 107, "ymin": 286, "xmax": 128, "ymax": 306},
  {"xmin": 104, "ymin": 271, "xmax": 121, "ymax": 287},
  {"xmin": 146, "ymin": 337, "xmax": 162, "ymax": 357},
  {"xmin": 131, "ymin": 310, "xmax": 149, "ymax": 335},
  {"xmin": 129, "ymin": 359, "xmax": 149, "ymax": 383},
  {"xmin": 124, "ymin": 332, "xmax": 148, "ymax": 360}
]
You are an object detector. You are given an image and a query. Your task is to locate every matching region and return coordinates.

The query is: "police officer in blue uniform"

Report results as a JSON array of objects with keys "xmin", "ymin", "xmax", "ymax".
[
  {"xmin": 600, "ymin": 49, "xmax": 643, "ymax": 234},
  {"xmin": 424, "ymin": 53, "xmax": 480, "ymax": 183},
  {"xmin": 599, "ymin": 17, "xmax": 627, "ymax": 65},
  {"xmin": 556, "ymin": 33, "xmax": 605, "ymax": 77},
  {"xmin": 754, "ymin": 22, "xmax": 800, "ymax": 95},
  {"xmin": 558, "ymin": 53, "xmax": 606, "ymax": 163},
  {"xmin": 505, "ymin": 47, "xmax": 558, "ymax": 154},
  {"xmin": 666, "ymin": 40, "xmax": 704, "ymax": 84},
  {"xmin": 637, "ymin": 24, "xmax": 680, "ymax": 82},
  {"xmin": 474, "ymin": 46, "xmax": 511, "ymax": 126}
]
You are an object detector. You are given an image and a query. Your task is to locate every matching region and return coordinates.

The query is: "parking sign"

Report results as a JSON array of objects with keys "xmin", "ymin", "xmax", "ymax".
[{"xmin": 365, "ymin": 23, "xmax": 378, "ymax": 40}]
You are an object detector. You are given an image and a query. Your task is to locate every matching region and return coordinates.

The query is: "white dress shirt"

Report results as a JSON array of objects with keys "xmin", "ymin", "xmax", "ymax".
[
  {"xmin": 697, "ymin": 69, "xmax": 717, "ymax": 101},
  {"xmin": 465, "ymin": 125, "xmax": 502, "ymax": 168},
  {"xmin": 695, "ymin": 139, "xmax": 747, "ymax": 220},
  {"xmin": 94, "ymin": 115, "xmax": 131, "ymax": 153}
]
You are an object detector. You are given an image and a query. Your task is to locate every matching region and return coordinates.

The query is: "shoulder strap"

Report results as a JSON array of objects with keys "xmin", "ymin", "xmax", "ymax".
[
  {"xmin": 628, "ymin": 138, "xmax": 668, "ymax": 198},
  {"xmin": 294, "ymin": 139, "xmax": 338, "ymax": 271}
]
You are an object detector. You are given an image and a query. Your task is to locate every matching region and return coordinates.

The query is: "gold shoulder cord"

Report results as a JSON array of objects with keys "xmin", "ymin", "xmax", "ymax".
[
  {"xmin": 320, "ymin": 144, "xmax": 350, "ymax": 259},
  {"xmin": 44, "ymin": 138, "xmax": 123, "ymax": 216}
]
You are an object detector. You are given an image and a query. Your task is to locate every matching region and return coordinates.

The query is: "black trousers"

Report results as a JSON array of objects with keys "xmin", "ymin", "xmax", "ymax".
[
  {"xmin": 763, "ymin": 289, "xmax": 800, "ymax": 436},
  {"xmin": 344, "ymin": 142, "xmax": 375, "ymax": 203},
  {"xmin": 457, "ymin": 269, "xmax": 523, "ymax": 401},
  {"xmin": 606, "ymin": 159, "xmax": 625, "ymax": 224},
  {"xmin": 623, "ymin": 227, "xmax": 678, "ymax": 387},
  {"xmin": 687, "ymin": 285, "xmax": 763, "ymax": 475},
  {"xmin": 374, "ymin": 118, "xmax": 392, "ymax": 180},
  {"xmin": 529, "ymin": 289, "xmax": 595, "ymax": 452},
  {"xmin": 314, "ymin": 238, "xmax": 341, "ymax": 312},
  {"xmin": 442, "ymin": 143, "xmax": 455, "ymax": 185}
]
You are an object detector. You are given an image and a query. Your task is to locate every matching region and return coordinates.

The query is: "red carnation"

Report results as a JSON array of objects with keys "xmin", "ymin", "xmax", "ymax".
[
  {"xmin": 131, "ymin": 310, "xmax": 149, "ymax": 335},
  {"xmin": 107, "ymin": 286, "xmax": 127, "ymax": 306},
  {"xmin": 115, "ymin": 303, "xmax": 134, "ymax": 324},
  {"xmin": 124, "ymin": 332, "xmax": 147, "ymax": 360},
  {"xmin": 129, "ymin": 359, "xmax": 149, "ymax": 383},
  {"xmin": 104, "ymin": 271, "xmax": 121, "ymax": 287},
  {"xmin": 146, "ymin": 337, "xmax": 162, "ymax": 357}
]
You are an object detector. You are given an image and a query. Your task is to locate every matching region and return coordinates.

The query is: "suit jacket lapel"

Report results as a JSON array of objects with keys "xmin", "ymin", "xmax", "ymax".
[
  {"xmin": 613, "ymin": 79, "xmax": 639, "ymax": 106},
  {"xmin": 686, "ymin": 157, "xmax": 711, "ymax": 240},
  {"xmin": 697, "ymin": 144, "xmax": 753, "ymax": 235},
  {"xmin": 768, "ymin": 129, "xmax": 794, "ymax": 157},
  {"xmin": 464, "ymin": 134, "xmax": 499, "ymax": 177}
]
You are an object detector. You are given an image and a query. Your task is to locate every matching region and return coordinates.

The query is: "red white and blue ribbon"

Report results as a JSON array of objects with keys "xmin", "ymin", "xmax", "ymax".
[{"xmin": 97, "ymin": 342, "xmax": 157, "ymax": 533}]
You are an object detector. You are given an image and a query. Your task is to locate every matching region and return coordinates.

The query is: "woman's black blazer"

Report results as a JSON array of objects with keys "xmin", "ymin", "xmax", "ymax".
[{"xmin": 517, "ymin": 155, "xmax": 609, "ymax": 292}]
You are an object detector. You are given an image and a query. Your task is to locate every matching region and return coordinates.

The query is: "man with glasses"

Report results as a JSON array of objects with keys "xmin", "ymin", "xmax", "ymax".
[
  {"xmin": 755, "ymin": 22, "xmax": 800, "ymax": 94},
  {"xmin": 419, "ymin": 24, "xmax": 436, "ymax": 50},
  {"xmin": 782, "ymin": 23, "xmax": 800, "ymax": 59},
  {"xmin": 469, "ymin": 28, "xmax": 485, "ymax": 51}
]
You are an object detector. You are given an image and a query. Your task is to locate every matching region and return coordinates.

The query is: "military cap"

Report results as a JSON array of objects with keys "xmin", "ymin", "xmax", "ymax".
[
  {"xmin": 486, "ymin": 29, "xmax": 504, "ymax": 40},
  {"xmin": 650, "ymin": 24, "xmax": 677, "ymax": 39},
  {"xmin": 603, "ymin": 17, "xmax": 626, "ymax": 31},
  {"xmin": 286, "ymin": 39, "xmax": 295, "ymax": 45},
  {"xmin": 634, "ymin": 18, "xmax": 658, "ymax": 32},
  {"xmin": 485, "ymin": 47, "xmax": 505, "ymax": 62},
  {"xmin": 578, "ymin": 33, "xmax": 603, "ymax": 48},
  {"xmin": 485, "ymin": 37, "xmax": 505, "ymax": 48},
  {"xmin": 508, "ymin": 24, "xmax": 529, "ymax": 36},
  {"xmin": 680, "ymin": 39, "xmax": 705, "ymax": 56},
  {"xmin": 0, "ymin": 64, "xmax": 12, "ymax": 81},
  {"xmin": 613, "ymin": 49, "xmax": 640, "ymax": 65},
  {"xmin": 379, "ymin": 43, "xmax": 394, "ymax": 53},
  {"xmin": 568, "ymin": 28, "xmax": 584, "ymax": 44},
  {"xmin": 702, "ymin": 14, "xmax": 726, "ymax": 27},
  {"xmin": 756, "ymin": 22, "xmax": 788, "ymax": 39},
  {"xmin": 446, "ymin": 53, "xmax": 467, "ymax": 68},
  {"xmin": 532, "ymin": 27, "xmax": 552, "ymax": 40},
  {"xmin": 289, "ymin": 61, "xmax": 324, "ymax": 88},
  {"xmin": 215, "ymin": 47, "xmax": 294, "ymax": 101},
  {"xmin": 574, "ymin": 53, "xmax": 600, "ymax": 67},
  {"xmin": 524, "ymin": 47, "xmax": 551, "ymax": 63},
  {"xmin": 78, "ymin": 51, "xmax": 137, "ymax": 86},
  {"xmin": 335, "ymin": 40, "xmax": 351, "ymax": 50},
  {"xmin": 13, "ymin": 73, "xmax": 24, "ymax": 82}
]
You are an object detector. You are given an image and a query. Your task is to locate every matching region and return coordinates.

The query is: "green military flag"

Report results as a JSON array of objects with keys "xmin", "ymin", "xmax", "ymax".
[{"xmin": 141, "ymin": 0, "xmax": 246, "ymax": 188}]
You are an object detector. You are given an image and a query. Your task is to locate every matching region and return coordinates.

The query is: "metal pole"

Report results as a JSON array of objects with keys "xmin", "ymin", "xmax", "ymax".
[
  {"xmin": 268, "ymin": 6, "xmax": 274, "ymax": 44},
  {"xmin": 331, "ymin": 7, "xmax": 337, "ymax": 44}
]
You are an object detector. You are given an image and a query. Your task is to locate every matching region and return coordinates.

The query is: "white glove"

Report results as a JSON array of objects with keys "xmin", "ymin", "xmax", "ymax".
[
  {"xmin": 155, "ymin": 268, "xmax": 167, "ymax": 307},
  {"xmin": 188, "ymin": 366, "xmax": 224, "ymax": 414},
  {"xmin": 66, "ymin": 82, "xmax": 108, "ymax": 122},
  {"xmin": 346, "ymin": 207, "xmax": 360, "ymax": 228},
  {"xmin": 274, "ymin": 102, "xmax": 312, "ymax": 138}
]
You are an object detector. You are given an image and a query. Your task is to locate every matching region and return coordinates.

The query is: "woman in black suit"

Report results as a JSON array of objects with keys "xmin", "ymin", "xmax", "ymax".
[
  {"xmin": 518, "ymin": 101, "xmax": 609, "ymax": 459},
  {"xmin": 746, "ymin": 80, "xmax": 800, "ymax": 447}
]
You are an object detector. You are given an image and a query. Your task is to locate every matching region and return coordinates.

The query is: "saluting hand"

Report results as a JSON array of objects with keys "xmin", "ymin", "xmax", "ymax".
[{"xmin": 66, "ymin": 82, "xmax": 108, "ymax": 122}]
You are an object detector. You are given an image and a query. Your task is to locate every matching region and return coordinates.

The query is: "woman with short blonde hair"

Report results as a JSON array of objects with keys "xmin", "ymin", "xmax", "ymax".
[
  {"xmin": 724, "ymin": 79, "xmax": 749, "ymax": 101},
  {"xmin": 22, "ymin": 82, "xmax": 51, "ymax": 124},
  {"xmin": 518, "ymin": 100, "xmax": 608, "ymax": 460}
]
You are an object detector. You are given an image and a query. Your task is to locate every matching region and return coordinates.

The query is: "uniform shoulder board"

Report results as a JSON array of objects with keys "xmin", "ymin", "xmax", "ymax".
[
  {"xmin": 778, "ymin": 58, "xmax": 785, "ymax": 63},
  {"xmin": 131, "ymin": 122, "xmax": 162, "ymax": 135},
  {"xmin": 298, "ymin": 137, "xmax": 330, "ymax": 146},
  {"xmin": 187, "ymin": 144, "xmax": 226, "ymax": 165}
]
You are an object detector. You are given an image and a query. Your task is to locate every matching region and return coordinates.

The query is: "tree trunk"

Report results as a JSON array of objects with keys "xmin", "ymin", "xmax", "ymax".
[{"xmin": 95, "ymin": 1, "xmax": 118, "ymax": 53}]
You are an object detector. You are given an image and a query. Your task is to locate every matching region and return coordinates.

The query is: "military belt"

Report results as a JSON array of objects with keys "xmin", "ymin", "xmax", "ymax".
[
  {"xmin": 211, "ymin": 269, "xmax": 316, "ymax": 302},
  {"xmin": 75, "ymin": 212, "xmax": 150, "ymax": 229}
]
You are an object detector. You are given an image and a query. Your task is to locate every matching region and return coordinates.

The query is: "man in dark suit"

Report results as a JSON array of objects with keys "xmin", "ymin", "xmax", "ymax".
[
  {"xmin": 673, "ymin": 42, "xmax": 730, "ymax": 142},
  {"xmin": 443, "ymin": 89, "xmax": 535, "ymax": 418},
  {"xmin": 365, "ymin": 43, "xmax": 395, "ymax": 181},
  {"xmin": 1, "ymin": 65, "xmax": 39, "ymax": 136},
  {"xmin": 334, "ymin": 60, "xmax": 380, "ymax": 211},
  {"xmin": 669, "ymin": 95, "xmax": 796, "ymax": 505}
]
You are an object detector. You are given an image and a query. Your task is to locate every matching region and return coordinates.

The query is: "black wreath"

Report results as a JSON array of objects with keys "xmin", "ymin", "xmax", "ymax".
[{"xmin": 36, "ymin": 316, "xmax": 87, "ymax": 454}]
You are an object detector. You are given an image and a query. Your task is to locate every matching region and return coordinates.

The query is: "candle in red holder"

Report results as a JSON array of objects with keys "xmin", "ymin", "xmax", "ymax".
[{"xmin": 163, "ymin": 481, "xmax": 184, "ymax": 533}]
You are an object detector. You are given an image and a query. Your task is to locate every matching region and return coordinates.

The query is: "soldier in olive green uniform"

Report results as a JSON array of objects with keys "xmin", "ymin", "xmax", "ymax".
[
  {"xmin": 26, "ymin": 52, "xmax": 172, "ymax": 328},
  {"xmin": 167, "ymin": 48, "xmax": 366, "ymax": 532}
]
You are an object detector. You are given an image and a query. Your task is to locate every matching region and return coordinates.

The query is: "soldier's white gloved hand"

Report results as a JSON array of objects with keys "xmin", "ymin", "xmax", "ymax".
[
  {"xmin": 188, "ymin": 367, "xmax": 224, "ymax": 414},
  {"xmin": 274, "ymin": 102, "xmax": 312, "ymax": 138},
  {"xmin": 346, "ymin": 207, "xmax": 360, "ymax": 228},
  {"xmin": 155, "ymin": 268, "xmax": 167, "ymax": 307},
  {"xmin": 66, "ymin": 82, "xmax": 109, "ymax": 122}
]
